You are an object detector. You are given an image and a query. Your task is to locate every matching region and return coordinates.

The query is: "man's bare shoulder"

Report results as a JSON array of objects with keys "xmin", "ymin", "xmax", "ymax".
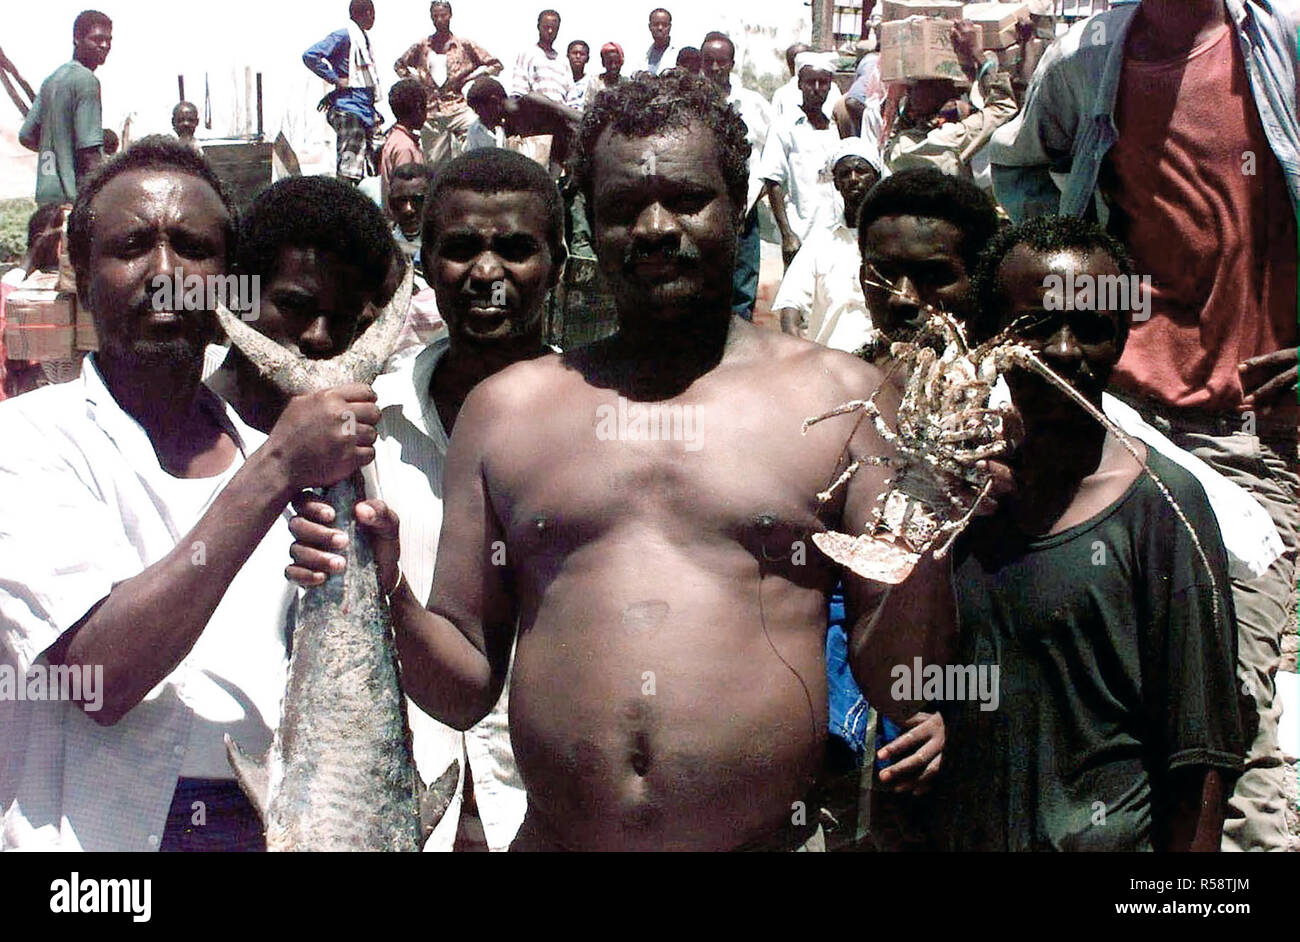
[
  {"xmin": 743, "ymin": 326, "xmax": 886, "ymax": 405},
  {"xmin": 458, "ymin": 349, "xmax": 572, "ymax": 418}
]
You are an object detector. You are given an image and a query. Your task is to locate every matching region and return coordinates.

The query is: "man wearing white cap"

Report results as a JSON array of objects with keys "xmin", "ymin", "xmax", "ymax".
[
  {"xmin": 759, "ymin": 51, "xmax": 843, "ymax": 267},
  {"xmin": 772, "ymin": 42, "xmax": 843, "ymax": 124},
  {"xmin": 774, "ymin": 136, "xmax": 883, "ymax": 351}
]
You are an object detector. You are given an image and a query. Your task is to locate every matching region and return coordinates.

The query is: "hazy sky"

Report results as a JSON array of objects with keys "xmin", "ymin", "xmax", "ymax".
[{"xmin": 1, "ymin": 0, "xmax": 815, "ymax": 197}]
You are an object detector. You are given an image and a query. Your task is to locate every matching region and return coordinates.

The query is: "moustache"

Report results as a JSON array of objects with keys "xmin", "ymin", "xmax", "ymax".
[{"xmin": 622, "ymin": 242, "xmax": 703, "ymax": 271}]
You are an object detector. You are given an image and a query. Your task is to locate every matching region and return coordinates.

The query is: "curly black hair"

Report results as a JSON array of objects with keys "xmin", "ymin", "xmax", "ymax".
[
  {"xmin": 855, "ymin": 167, "xmax": 999, "ymax": 275},
  {"xmin": 235, "ymin": 175, "xmax": 395, "ymax": 303},
  {"xmin": 969, "ymin": 213, "xmax": 1136, "ymax": 343},
  {"xmin": 73, "ymin": 9, "xmax": 111, "ymax": 40},
  {"xmin": 67, "ymin": 134, "xmax": 237, "ymax": 297},
  {"xmin": 575, "ymin": 70, "xmax": 750, "ymax": 222},
  {"xmin": 421, "ymin": 147, "xmax": 566, "ymax": 262},
  {"xmin": 388, "ymin": 79, "xmax": 427, "ymax": 125}
]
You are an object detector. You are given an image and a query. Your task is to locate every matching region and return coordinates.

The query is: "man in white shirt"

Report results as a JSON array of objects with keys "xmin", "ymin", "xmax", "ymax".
[
  {"xmin": 699, "ymin": 31, "xmax": 772, "ymax": 319},
  {"xmin": 564, "ymin": 40, "xmax": 592, "ymax": 110},
  {"xmin": 634, "ymin": 8, "xmax": 680, "ymax": 76},
  {"xmin": 760, "ymin": 52, "xmax": 843, "ymax": 267},
  {"xmin": 511, "ymin": 9, "xmax": 571, "ymax": 172},
  {"xmin": 774, "ymin": 136, "xmax": 883, "ymax": 351},
  {"xmin": 0, "ymin": 137, "xmax": 381, "ymax": 851},
  {"xmin": 771, "ymin": 42, "xmax": 843, "ymax": 125},
  {"xmin": 287, "ymin": 147, "xmax": 566, "ymax": 851}
]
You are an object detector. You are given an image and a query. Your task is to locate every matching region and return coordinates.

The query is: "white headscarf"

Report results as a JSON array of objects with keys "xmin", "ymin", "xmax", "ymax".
[
  {"xmin": 828, "ymin": 135, "xmax": 885, "ymax": 177},
  {"xmin": 793, "ymin": 51, "xmax": 837, "ymax": 77}
]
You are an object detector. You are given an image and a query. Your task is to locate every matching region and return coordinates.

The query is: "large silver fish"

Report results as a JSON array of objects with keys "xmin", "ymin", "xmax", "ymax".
[{"xmin": 217, "ymin": 270, "xmax": 457, "ymax": 851}]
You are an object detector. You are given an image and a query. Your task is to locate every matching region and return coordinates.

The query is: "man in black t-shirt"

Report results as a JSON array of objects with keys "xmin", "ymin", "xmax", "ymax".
[{"xmin": 936, "ymin": 216, "xmax": 1245, "ymax": 851}]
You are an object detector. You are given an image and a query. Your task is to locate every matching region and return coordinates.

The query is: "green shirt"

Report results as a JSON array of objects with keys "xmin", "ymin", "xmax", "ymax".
[
  {"xmin": 937, "ymin": 450, "xmax": 1245, "ymax": 851},
  {"xmin": 20, "ymin": 60, "xmax": 103, "ymax": 205}
]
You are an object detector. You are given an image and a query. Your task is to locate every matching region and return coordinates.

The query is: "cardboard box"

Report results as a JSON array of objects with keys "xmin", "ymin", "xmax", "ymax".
[
  {"xmin": 74, "ymin": 298, "xmax": 98, "ymax": 351},
  {"xmin": 962, "ymin": 2, "xmax": 1029, "ymax": 48},
  {"xmin": 880, "ymin": 17, "xmax": 966, "ymax": 82},
  {"xmin": 3, "ymin": 289, "xmax": 75, "ymax": 361},
  {"xmin": 996, "ymin": 41, "xmax": 1023, "ymax": 71},
  {"xmin": 883, "ymin": 0, "xmax": 963, "ymax": 21}
]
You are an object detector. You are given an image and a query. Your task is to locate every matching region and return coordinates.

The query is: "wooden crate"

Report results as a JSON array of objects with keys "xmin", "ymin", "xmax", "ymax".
[
  {"xmin": 203, "ymin": 141, "xmax": 274, "ymax": 210},
  {"xmin": 3, "ymin": 290, "xmax": 75, "ymax": 361}
]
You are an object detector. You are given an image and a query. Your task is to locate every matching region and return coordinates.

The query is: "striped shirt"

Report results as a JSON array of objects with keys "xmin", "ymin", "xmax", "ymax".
[{"xmin": 511, "ymin": 44, "xmax": 572, "ymax": 104}]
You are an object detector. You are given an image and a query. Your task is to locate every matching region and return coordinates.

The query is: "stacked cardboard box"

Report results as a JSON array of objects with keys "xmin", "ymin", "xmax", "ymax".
[
  {"xmin": 880, "ymin": 17, "xmax": 965, "ymax": 82},
  {"xmin": 75, "ymin": 302, "xmax": 98, "ymax": 351},
  {"xmin": 961, "ymin": 2, "xmax": 1030, "ymax": 49},
  {"xmin": 882, "ymin": 0, "xmax": 963, "ymax": 20},
  {"xmin": 3, "ymin": 289, "xmax": 76, "ymax": 361}
]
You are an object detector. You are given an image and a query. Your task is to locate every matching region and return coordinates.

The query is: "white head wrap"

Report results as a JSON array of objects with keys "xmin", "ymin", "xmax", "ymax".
[
  {"xmin": 794, "ymin": 51, "xmax": 837, "ymax": 77},
  {"xmin": 828, "ymin": 135, "xmax": 885, "ymax": 176}
]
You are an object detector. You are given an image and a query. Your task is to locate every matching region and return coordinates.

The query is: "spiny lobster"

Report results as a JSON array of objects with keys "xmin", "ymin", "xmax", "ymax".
[{"xmin": 800, "ymin": 274, "xmax": 1224, "ymax": 627}]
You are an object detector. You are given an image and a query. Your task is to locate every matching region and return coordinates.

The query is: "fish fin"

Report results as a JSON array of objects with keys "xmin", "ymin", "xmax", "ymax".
[
  {"xmin": 224, "ymin": 734, "xmax": 270, "ymax": 824},
  {"xmin": 419, "ymin": 758, "xmax": 460, "ymax": 839}
]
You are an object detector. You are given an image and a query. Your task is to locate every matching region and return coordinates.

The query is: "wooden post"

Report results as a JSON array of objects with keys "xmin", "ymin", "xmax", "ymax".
[
  {"xmin": 256, "ymin": 72, "xmax": 264, "ymax": 141},
  {"xmin": 811, "ymin": 0, "xmax": 835, "ymax": 50},
  {"xmin": 178, "ymin": 75, "xmax": 185, "ymax": 102},
  {"xmin": 244, "ymin": 66, "xmax": 254, "ymax": 137}
]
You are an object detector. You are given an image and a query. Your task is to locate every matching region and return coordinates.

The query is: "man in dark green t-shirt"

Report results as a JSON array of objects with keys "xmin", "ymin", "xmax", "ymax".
[
  {"xmin": 19, "ymin": 10, "xmax": 112, "ymax": 205},
  {"xmin": 935, "ymin": 216, "xmax": 1245, "ymax": 851}
]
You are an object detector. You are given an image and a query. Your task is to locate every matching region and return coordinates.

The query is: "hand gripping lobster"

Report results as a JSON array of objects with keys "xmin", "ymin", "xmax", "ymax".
[{"xmin": 800, "ymin": 279, "xmax": 1224, "ymax": 628}]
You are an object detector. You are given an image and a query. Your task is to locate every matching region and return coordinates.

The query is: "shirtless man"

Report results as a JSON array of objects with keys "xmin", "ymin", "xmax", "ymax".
[{"xmin": 289, "ymin": 72, "xmax": 956, "ymax": 851}]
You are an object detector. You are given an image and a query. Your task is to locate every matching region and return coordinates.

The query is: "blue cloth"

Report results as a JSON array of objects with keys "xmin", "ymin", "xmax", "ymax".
[
  {"xmin": 825, "ymin": 586, "xmax": 871, "ymax": 759},
  {"xmin": 731, "ymin": 206, "xmax": 760, "ymax": 318},
  {"xmin": 827, "ymin": 584, "xmax": 904, "ymax": 768},
  {"xmin": 303, "ymin": 28, "xmax": 378, "ymax": 127},
  {"xmin": 990, "ymin": 0, "xmax": 1300, "ymax": 222}
]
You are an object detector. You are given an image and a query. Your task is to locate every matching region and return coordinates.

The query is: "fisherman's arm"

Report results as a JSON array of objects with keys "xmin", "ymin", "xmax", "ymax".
[
  {"xmin": 467, "ymin": 40, "xmax": 504, "ymax": 81},
  {"xmin": 765, "ymin": 182, "xmax": 800, "ymax": 268},
  {"xmin": 1158, "ymin": 768, "xmax": 1225, "ymax": 852},
  {"xmin": 47, "ymin": 386, "xmax": 380, "ymax": 726},
  {"xmin": 987, "ymin": 33, "xmax": 1080, "ymax": 222},
  {"xmin": 392, "ymin": 42, "xmax": 422, "ymax": 80},
  {"xmin": 72, "ymin": 78, "xmax": 103, "ymax": 184},
  {"xmin": 303, "ymin": 30, "xmax": 348, "ymax": 87},
  {"xmin": 516, "ymin": 91, "xmax": 582, "ymax": 137},
  {"xmin": 74, "ymin": 147, "xmax": 103, "ymax": 183},
  {"xmin": 287, "ymin": 385, "xmax": 510, "ymax": 730},
  {"xmin": 773, "ymin": 240, "xmax": 816, "ymax": 337},
  {"xmin": 18, "ymin": 93, "xmax": 40, "ymax": 150},
  {"xmin": 838, "ymin": 375, "xmax": 958, "ymax": 719}
]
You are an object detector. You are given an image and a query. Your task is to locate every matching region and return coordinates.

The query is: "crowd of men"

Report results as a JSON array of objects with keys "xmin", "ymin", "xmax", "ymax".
[{"xmin": 0, "ymin": 0, "xmax": 1296, "ymax": 853}]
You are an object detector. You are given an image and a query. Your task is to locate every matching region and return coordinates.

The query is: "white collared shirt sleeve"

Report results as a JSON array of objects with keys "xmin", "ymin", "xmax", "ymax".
[
  {"xmin": 0, "ymin": 406, "xmax": 141, "ymax": 672},
  {"xmin": 0, "ymin": 358, "xmax": 293, "ymax": 850},
  {"xmin": 1099, "ymin": 394, "xmax": 1284, "ymax": 582}
]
